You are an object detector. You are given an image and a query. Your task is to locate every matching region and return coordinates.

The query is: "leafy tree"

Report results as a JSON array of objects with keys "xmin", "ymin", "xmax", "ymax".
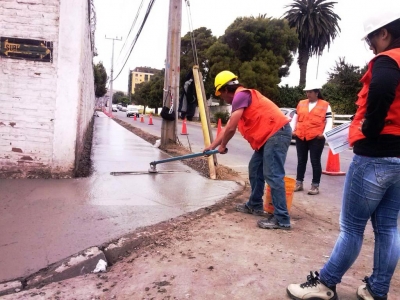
[
  {"xmin": 284, "ymin": 0, "xmax": 341, "ymax": 86},
  {"xmin": 148, "ymin": 70, "xmax": 164, "ymax": 113},
  {"xmin": 112, "ymin": 91, "xmax": 126, "ymax": 104},
  {"xmin": 93, "ymin": 61, "xmax": 108, "ymax": 98},
  {"xmin": 131, "ymin": 70, "xmax": 165, "ymax": 114},
  {"xmin": 132, "ymin": 82, "xmax": 151, "ymax": 114},
  {"xmin": 322, "ymin": 57, "xmax": 365, "ymax": 114},
  {"xmin": 180, "ymin": 27, "xmax": 217, "ymax": 97},
  {"xmin": 119, "ymin": 97, "xmax": 130, "ymax": 107},
  {"xmin": 276, "ymin": 85, "xmax": 304, "ymax": 108},
  {"xmin": 207, "ymin": 16, "xmax": 299, "ymax": 100}
]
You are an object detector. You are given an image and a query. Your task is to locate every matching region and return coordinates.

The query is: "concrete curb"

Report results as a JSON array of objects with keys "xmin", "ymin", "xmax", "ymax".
[
  {"xmin": 26, "ymin": 247, "xmax": 107, "ymax": 289},
  {"xmin": 0, "ymin": 281, "xmax": 22, "ymax": 297}
]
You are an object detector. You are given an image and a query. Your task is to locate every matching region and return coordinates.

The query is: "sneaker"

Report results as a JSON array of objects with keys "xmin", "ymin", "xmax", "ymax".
[
  {"xmin": 257, "ymin": 215, "xmax": 291, "ymax": 230},
  {"xmin": 287, "ymin": 271, "xmax": 338, "ymax": 300},
  {"xmin": 294, "ymin": 182, "xmax": 304, "ymax": 192},
  {"xmin": 235, "ymin": 203, "xmax": 271, "ymax": 217},
  {"xmin": 357, "ymin": 277, "xmax": 387, "ymax": 300},
  {"xmin": 308, "ymin": 185, "xmax": 319, "ymax": 195}
]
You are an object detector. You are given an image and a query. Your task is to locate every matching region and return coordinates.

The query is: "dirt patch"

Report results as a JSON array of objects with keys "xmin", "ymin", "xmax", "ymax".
[
  {"xmin": 112, "ymin": 118, "xmax": 239, "ymax": 181},
  {"xmin": 74, "ymin": 118, "xmax": 95, "ymax": 178}
]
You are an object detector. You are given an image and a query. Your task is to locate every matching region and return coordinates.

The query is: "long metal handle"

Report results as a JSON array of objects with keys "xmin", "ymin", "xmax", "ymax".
[{"xmin": 150, "ymin": 149, "xmax": 220, "ymax": 166}]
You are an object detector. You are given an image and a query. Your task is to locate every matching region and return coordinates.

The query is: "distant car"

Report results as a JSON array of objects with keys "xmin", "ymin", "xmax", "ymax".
[
  {"xmin": 121, "ymin": 106, "xmax": 127, "ymax": 112},
  {"xmin": 112, "ymin": 105, "xmax": 118, "ymax": 112},
  {"xmin": 280, "ymin": 107, "xmax": 296, "ymax": 144},
  {"xmin": 126, "ymin": 105, "xmax": 139, "ymax": 117}
]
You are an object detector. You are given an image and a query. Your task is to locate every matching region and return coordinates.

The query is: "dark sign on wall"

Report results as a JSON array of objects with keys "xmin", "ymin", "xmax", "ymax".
[{"xmin": 0, "ymin": 37, "xmax": 53, "ymax": 62}]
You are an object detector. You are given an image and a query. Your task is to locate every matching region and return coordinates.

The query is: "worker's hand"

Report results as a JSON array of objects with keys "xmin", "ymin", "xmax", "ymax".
[
  {"xmin": 203, "ymin": 145, "xmax": 214, "ymax": 153},
  {"xmin": 217, "ymin": 145, "xmax": 228, "ymax": 154}
]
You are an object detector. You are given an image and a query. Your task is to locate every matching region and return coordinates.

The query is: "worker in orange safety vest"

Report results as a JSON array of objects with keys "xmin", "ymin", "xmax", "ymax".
[{"xmin": 291, "ymin": 83, "xmax": 333, "ymax": 195}]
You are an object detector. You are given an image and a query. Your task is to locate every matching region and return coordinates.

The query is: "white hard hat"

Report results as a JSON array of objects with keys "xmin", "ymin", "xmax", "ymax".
[
  {"xmin": 303, "ymin": 83, "xmax": 321, "ymax": 91},
  {"xmin": 362, "ymin": 9, "xmax": 400, "ymax": 40}
]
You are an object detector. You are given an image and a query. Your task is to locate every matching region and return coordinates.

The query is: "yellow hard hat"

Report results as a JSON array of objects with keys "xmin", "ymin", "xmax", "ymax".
[{"xmin": 214, "ymin": 70, "xmax": 238, "ymax": 96}]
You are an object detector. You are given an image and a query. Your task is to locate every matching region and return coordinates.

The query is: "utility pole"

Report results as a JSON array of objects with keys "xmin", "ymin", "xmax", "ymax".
[
  {"xmin": 105, "ymin": 36, "xmax": 122, "ymax": 115},
  {"xmin": 161, "ymin": 0, "xmax": 182, "ymax": 147}
]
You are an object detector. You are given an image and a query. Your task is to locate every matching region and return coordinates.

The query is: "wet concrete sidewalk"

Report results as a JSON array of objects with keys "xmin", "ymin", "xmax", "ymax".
[{"xmin": 0, "ymin": 113, "xmax": 241, "ymax": 284}]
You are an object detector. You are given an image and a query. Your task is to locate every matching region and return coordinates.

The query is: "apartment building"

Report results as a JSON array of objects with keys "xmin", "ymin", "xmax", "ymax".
[{"xmin": 129, "ymin": 66, "xmax": 160, "ymax": 94}]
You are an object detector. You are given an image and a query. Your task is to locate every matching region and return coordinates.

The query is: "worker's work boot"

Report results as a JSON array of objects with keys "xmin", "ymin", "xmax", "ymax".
[
  {"xmin": 287, "ymin": 271, "xmax": 338, "ymax": 300},
  {"xmin": 308, "ymin": 185, "xmax": 319, "ymax": 195},
  {"xmin": 356, "ymin": 277, "xmax": 387, "ymax": 300},
  {"xmin": 294, "ymin": 182, "xmax": 303, "ymax": 192}
]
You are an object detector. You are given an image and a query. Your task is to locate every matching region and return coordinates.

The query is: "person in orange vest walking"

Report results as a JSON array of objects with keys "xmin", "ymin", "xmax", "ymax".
[
  {"xmin": 203, "ymin": 71, "xmax": 292, "ymax": 230},
  {"xmin": 291, "ymin": 83, "xmax": 333, "ymax": 195},
  {"xmin": 287, "ymin": 9, "xmax": 400, "ymax": 300}
]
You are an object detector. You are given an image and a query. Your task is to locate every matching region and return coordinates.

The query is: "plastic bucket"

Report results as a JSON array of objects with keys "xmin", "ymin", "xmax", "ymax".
[{"xmin": 263, "ymin": 176, "xmax": 296, "ymax": 214}]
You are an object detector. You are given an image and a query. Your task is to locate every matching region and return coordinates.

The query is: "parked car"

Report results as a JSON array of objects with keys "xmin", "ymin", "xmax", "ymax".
[
  {"xmin": 121, "ymin": 106, "xmax": 127, "ymax": 112},
  {"xmin": 280, "ymin": 107, "xmax": 296, "ymax": 144},
  {"xmin": 112, "ymin": 105, "xmax": 118, "ymax": 112},
  {"xmin": 126, "ymin": 105, "xmax": 139, "ymax": 117}
]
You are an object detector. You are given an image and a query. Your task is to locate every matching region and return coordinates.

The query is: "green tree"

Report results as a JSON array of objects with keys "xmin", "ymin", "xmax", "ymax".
[
  {"xmin": 207, "ymin": 16, "xmax": 299, "ymax": 99},
  {"xmin": 132, "ymin": 82, "xmax": 151, "ymax": 114},
  {"xmin": 112, "ymin": 91, "xmax": 126, "ymax": 104},
  {"xmin": 93, "ymin": 61, "xmax": 108, "ymax": 98},
  {"xmin": 284, "ymin": 0, "xmax": 341, "ymax": 86},
  {"xmin": 148, "ymin": 70, "xmax": 164, "ymax": 113},
  {"xmin": 131, "ymin": 70, "xmax": 165, "ymax": 114},
  {"xmin": 276, "ymin": 85, "xmax": 304, "ymax": 108},
  {"xmin": 322, "ymin": 57, "xmax": 365, "ymax": 114},
  {"xmin": 180, "ymin": 27, "xmax": 217, "ymax": 96}
]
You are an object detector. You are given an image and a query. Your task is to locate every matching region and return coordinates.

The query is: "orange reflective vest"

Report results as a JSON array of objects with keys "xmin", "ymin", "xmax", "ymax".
[
  {"xmin": 294, "ymin": 99, "xmax": 329, "ymax": 141},
  {"xmin": 349, "ymin": 48, "xmax": 400, "ymax": 146},
  {"xmin": 236, "ymin": 87, "xmax": 290, "ymax": 150}
]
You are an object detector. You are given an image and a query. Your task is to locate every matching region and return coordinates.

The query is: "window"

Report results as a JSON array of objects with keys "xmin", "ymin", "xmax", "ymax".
[{"xmin": 145, "ymin": 75, "xmax": 149, "ymax": 81}]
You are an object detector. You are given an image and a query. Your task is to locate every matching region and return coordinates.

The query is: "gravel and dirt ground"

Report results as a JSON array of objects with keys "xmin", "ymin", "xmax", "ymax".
[{"xmin": 3, "ymin": 119, "xmax": 399, "ymax": 300}]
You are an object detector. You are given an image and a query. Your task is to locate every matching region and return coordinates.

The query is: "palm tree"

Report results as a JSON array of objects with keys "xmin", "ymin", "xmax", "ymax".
[{"xmin": 284, "ymin": 0, "xmax": 341, "ymax": 86}]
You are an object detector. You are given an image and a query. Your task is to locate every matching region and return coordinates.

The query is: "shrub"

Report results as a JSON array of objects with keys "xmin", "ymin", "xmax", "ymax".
[{"xmin": 213, "ymin": 111, "xmax": 230, "ymax": 124}]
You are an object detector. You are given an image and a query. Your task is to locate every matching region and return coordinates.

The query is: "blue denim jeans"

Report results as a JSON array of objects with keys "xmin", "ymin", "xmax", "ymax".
[
  {"xmin": 247, "ymin": 123, "xmax": 292, "ymax": 226},
  {"xmin": 320, "ymin": 155, "xmax": 400, "ymax": 296}
]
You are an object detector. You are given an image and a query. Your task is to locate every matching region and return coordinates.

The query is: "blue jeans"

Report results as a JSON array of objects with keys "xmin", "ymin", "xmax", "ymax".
[
  {"xmin": 247, "ymin": 124, "xmax": 292, "ymax": 226},
  {"xmin": 320, "ymin": 155, "xmax": 400, "ymax": 296}
]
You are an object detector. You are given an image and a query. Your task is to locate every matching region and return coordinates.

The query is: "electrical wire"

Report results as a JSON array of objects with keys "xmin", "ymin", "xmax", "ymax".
[
  {"xmin": 184, "ymin": 0, "xmax": 199, "ymax": 66},
  {"xmin": 117, "ymin": 0, "xmax": 145, "ymax": 60},
  {"xmin": 112, "ymin": 0, "xmax": 156, "ymax": 82}
]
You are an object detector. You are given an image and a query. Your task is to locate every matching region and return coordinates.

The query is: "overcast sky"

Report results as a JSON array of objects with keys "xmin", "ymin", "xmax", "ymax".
[{"xmin": 93, "ymin": 0, "xmax": 396, "ymax": 93}]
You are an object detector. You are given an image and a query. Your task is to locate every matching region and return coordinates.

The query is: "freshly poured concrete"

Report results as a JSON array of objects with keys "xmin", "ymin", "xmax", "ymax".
[{"xmin": 0, "ymin": 114, "xmax": 241, "ymax": 283}]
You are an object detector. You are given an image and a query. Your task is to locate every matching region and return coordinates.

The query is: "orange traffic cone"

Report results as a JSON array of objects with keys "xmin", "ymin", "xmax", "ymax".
[
  {"xmin": 322, "ymin": 149, "xmax": 346, "ymax": 176},
  {"xmin": 133, "ymin": 114, "xmax": 137, "ymax": 121},
  {"xmin": 148, "ymin": 114, "xmax": 154, "ymax": 125},
  {"xmin": 217, "ymin": 118, "xmax": 222, "ymax": 137},
  {"xmin": 140, "ymin": 115, "xmax": 144, "ymax": 123},
  {"xmin": 181, "ymin": 118, "xmax": 188, "ymax": 135}
]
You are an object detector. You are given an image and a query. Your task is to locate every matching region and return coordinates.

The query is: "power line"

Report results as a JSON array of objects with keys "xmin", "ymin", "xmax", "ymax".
[
  {"xmin": 184, "ymin": 0, "xmax": 198, "ymax": 66},
  {"xmin": 117, "ymin": 0, "xmax": 145, "ymax": 60},
  {"xmin": 113, "ymin": 0, "xmax": 156, "ymax": 82}
]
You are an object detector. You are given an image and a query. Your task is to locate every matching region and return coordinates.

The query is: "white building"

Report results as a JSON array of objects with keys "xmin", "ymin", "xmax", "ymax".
[{"xmin": 0, "ymin": 0, "xmax": 96, "ymax": 178}]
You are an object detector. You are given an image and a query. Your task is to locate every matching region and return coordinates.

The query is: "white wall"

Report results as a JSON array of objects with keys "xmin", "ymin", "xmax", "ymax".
[
  {"xmin": 0, "ymin": 0, "xmax": 95, "ymax": 178},
  {"xmin": 0, "ymin": 0, "xmax": 60, "ymax": 177}
]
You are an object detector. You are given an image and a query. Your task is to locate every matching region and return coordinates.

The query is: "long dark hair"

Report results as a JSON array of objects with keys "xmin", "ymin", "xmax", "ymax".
[
  {"xmin": 369, "ymin": 19, "xmax": 400, "ymax": 51},
  {"xmin": 312, "ymin": 89, "xmax": 325, "ymax": 100},
  {"xmin": 385, "ymin": 19, "xmax": 400, "ymax": 50}
]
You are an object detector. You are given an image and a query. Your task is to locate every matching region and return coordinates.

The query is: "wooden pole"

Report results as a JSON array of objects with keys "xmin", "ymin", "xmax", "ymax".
[{"xmin": 161, "ymin": 0, "xmax": 182, "ymax": 147}]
